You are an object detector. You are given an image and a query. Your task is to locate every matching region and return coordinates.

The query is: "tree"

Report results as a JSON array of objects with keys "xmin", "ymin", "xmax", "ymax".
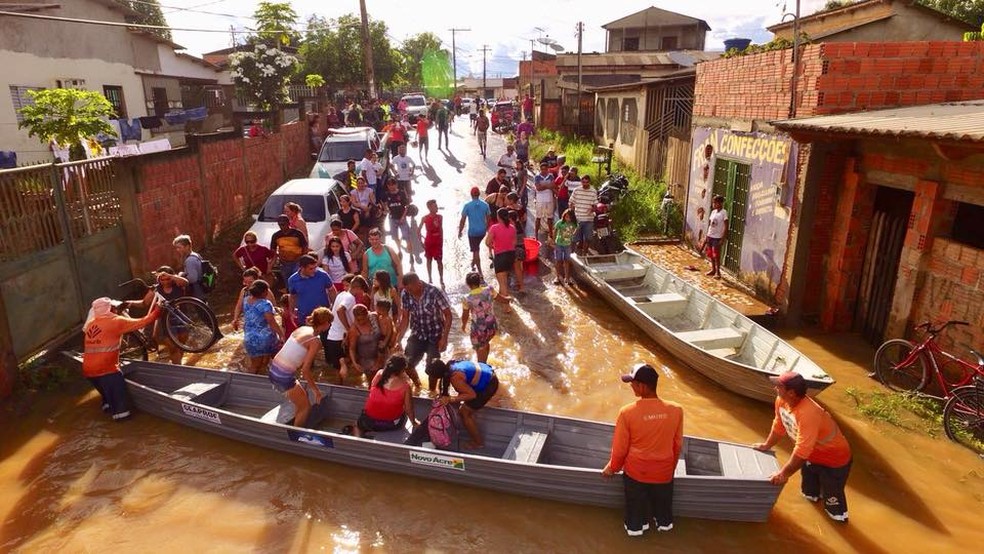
[
  {"xmin": 124, "ymin": 0, "xmax": 172, "ymax": 41},
  {"xmin": 17, "ymin": 88, "xmax": 116, "ymax": 161},
  {"xmin": 251, "ymin": 1, "xmax": 299, "ymax": 47},
  {"xmin": 916, "ymin": 0, "xmax": 984, "ymax": 25},
  {"xmin": 298, "ymin": 14, "xmax": 402, "ymax": 92},
  {"xmin": 399, "ymin": 32, "xmax": 445, "ymax": 89},
  {"xmin": 305, "ymin": 74, "xmax": 326, "ymax": 88},
  {"xmin": 229, "ymin": 44, "xmax": 298, "ymax": 115}
]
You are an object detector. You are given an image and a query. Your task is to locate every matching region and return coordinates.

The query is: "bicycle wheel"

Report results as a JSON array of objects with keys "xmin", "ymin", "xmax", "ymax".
[
  {"xmin": 165, "ymin": 297, "xmax": 221, "ymax": 353},
  {"xmin": 874, "ymin": 339, "xmax": 929, "ymax": 392},
  {"xmin": 943, "ymin": 384, "xmax": 984, "ymax": 453},
  {"xmin": 119, "ymin": 332, "xmax": 149, "ymax": 361}
]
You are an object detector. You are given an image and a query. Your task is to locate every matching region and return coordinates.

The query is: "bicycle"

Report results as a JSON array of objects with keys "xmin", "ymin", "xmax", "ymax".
[
  {"xmin": 116, "ymin": 277, "xmax": 222, "ymax": 360},
  {"xmin": 873, "ymin": 320, "xmax": 984, "ymax": 399},
  {"xmin": 943, "ymin": 374, "xmax": 984, "ymax": 454}
]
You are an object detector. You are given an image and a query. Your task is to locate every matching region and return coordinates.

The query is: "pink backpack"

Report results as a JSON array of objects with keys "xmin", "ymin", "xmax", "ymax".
[{"xmin": 427, "ymin": 399, "xmax": 457, "ymax": 449}]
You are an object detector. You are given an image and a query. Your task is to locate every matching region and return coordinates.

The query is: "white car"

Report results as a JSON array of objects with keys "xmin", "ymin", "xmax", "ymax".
[
  {"xmin": 400, "ymin": 94, "xmax": 428, "ymax": 122},
  {"xmin": 459, "ymin": 97, "xmax": 473, "ymax": 114},
  {"xmin": 310, "ymin": 126, "xmax": 387, "ymax": 180},
  {"xmin": 246, "ymin": 178, "xmax": 348, "ymax": 253}
]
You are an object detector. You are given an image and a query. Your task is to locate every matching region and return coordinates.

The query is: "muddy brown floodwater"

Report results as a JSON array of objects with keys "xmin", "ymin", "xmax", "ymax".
[{"xmin": 2, "ymin": 118, "xmax": 983, "ymax": 553}]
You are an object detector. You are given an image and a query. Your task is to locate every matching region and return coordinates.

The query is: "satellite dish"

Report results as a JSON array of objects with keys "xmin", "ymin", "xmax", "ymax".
[
  {"xmin": 547, "ymin": 43, "xmax": 564, "ymax": 52},
  {"xmin": 538, "ymin": 37, "xmax": 564, "ymax": 51}
]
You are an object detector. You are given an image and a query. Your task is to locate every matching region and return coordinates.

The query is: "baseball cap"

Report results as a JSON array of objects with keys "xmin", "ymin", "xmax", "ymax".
[
  {"xmin": 769, "ymin": 371, "xmax": 805, "ymax": 389},
  {"xmin": 470, "ymin": 186, "xmax": 481, "ymax": 196},
  {"xmin": 621, "ymin": 364, "xmax": 659, "ymax": 387}
]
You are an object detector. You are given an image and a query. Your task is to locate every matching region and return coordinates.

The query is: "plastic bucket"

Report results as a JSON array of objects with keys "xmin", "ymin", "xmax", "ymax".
[{"xmin": 524, "ymin": 237, "xmax": 541, "ymax": 262}]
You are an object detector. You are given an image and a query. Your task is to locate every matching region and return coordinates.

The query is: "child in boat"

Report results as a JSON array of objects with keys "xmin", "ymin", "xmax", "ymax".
[{"xmin": 373, "ymin": 298, "xmax": 396, "ymax": 369}]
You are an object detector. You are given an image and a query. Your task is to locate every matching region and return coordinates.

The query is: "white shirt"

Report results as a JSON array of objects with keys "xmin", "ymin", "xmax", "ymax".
[
  {"xmin": 569, "ymin": 186, "xmax": 598, "ymax": 222},
  {"xmin": 327, "ymin": 290, "xmax": 356, "ymax": 340},
  {"xmin": 391, "ymin": 154, "xmax": 415, "ymax": 181},
  {"xmin": 358, "ymin": 158, "xmax": 383, "ymax": 185},
  {"xmin": 708, "ymin": 208, "xmax": 728, "ymax": 239},
  {"xmin": 497, "ymin": 153, "xmax": 517, "ymax": 177},
  {"xmin": 534, "ymin": 173, "xmax": 554, "ymax": 204}
]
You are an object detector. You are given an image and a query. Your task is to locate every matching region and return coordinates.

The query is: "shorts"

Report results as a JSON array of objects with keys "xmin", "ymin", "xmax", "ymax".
[
  {"xmin": 470, "ymin": 321, "xmax": 498, "ymax": 349},
  {"xmin": 573, "ymin": 221, "xmax": 594, "ymax": 243},
  {"xmin": 417, "ymin": 134, "xmax": 429, "ymax": 144},
  {"xmin": 88, "ymin": 371, "xmax": 130, "ymax": 420},
  {"xmin": 268, "ymin": 361, "xmax": 298, "ymax": 393},
  {"xmin": 478, "ymin": 131, "xmax": 488, "ymax": 142},
  {"xmin": 706, "ymin": 237, "xmax": 723, "ymax": 259},
  {"xmin": 405, "ymin": 335, "xmax": 440, "ymax": 375},
  {"xmin": 493, "ymin": 251, "xmax": 515, "ymax": 273},
  {"xmin": 535, "ymin": 201, "xmax": 555, "ymax": 219},
  {"xmin": 514, "ymin": 242, "xmax": 526, "ymax": 260},
  {"xmin": 465, "ymin": 373, "xmax": 499, "ymax": 410},
  {"xmin": 468, "ymin": 234, "xmax": 485, "ymax": 253},
  {"xmin": 321, "ymin": 335, "xmax": 346, "ymax": 369},
  {"xmin": 390, "ymin": 218, "xmax": 411, "ymax": 243},
  {"xmin": 357, "ymin": 411, "xmax": 406, "ymax": 433},
  {"xmin": 425, "ymin": 238, "xmax": 443, "ymax": 260},
  {"xmin": 554, "ymin": 244, "xmax": 571, "ymax": 261}
]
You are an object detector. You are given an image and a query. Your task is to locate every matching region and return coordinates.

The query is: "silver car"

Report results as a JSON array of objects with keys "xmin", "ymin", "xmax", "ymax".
[{"xmin": 310, "ymin": 127, "xmax": 387, "ymax": 179}]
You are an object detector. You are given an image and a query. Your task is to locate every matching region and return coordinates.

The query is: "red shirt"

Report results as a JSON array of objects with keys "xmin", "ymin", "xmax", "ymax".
[
  {"xmin": 234, "ymin": 244, "xmax": 273, "ymax": 274},
  {"xmin": 487, "ymin": 222, "xmax": 516, "ymax": 255},
  {"xmin": 422, "ymin": 213, "xmax": 442, "ymax": 242},
  {"xmin": 415, "ymin": 118, "xmax": 429, "ymax": 135},
  {"xmin": 365, "ymin": 372, "xmax": 409, "ymax": 420}
]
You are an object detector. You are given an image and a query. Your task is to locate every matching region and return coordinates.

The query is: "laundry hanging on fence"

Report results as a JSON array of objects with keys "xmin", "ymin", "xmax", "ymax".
[
  {"xmin": 0, "ymin": 151, "xmax": 16, "ymax": 169},
  {"xmin": 138, "ymin": 116, "xmax": 163, "ymax": 129},
  {"xmin": 116, "ymin": 118, "xmax": 142, "ymax": 141},
  {"xmin": 164, "ymin": 110, "xmax": 187, "ymax": 125},
  {"xmin": 185, "ymin": 106, "xmax": 208, "ymax": 121}
]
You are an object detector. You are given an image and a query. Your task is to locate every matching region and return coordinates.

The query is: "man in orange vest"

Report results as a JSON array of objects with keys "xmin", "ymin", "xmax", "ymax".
[
  {"xmin": 754, "ymin": 371, "xmax": 853, "ymax": 522},
  {"xmin": 603, "ymin": 364, "xmax": 684, "ymax": 536},
  {"xmin": 82, "ymin": 297, "xmax": 161, "ymax": 421}
]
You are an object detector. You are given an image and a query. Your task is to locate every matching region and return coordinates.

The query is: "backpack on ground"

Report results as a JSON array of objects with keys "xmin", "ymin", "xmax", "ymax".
[
  {"xmin": 427, "ymin": 399, "xmax": 458, "ymax": 449},
  {"xmin": 194, "ymin": 253, "xmax": 219, "ymax": 293}
]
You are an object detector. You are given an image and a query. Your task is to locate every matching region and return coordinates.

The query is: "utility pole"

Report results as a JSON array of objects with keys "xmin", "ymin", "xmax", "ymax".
[
  {"xmin": 448, "ymin": 28, "xmax": 470, "ymax": 94},
  {"xmin": 480, "ymin": 44, "xmax": 491, "ymax": 99},
  {"xmin": 576, "ymin": 22, "xmax": 584, "ymax": 132},
  {"xmin": 789, "ymin": 0, "xmax": 801, "ymax": 118},
  {"xmin": 359, "ymin": 0, "xmax": 376, "ymax": 99}
]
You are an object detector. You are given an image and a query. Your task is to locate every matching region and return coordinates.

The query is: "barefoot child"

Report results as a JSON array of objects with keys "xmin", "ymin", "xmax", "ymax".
[
  {"xmin": 461, "ymin": 271, "xmax": 499, "ymax": 363},
  {"xmin": 418, "ymin": 199, "xmax": 446, "ymax": 288},
  {"xmin": 551, "ymin": 209, "xmax": 576, "ymax": 285}
]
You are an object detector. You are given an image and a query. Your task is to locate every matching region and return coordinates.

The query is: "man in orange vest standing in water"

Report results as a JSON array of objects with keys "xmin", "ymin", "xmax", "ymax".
[
  {"xmin": 82, "ymin": 297, "xmax": 161, "ymax": 421},
  {"xmin": 602, "ymin": 364, "xmax": 684, "ymax": 536},
  {"xmin": 754, "ymin": 371, "xmax": 853, "ymax": 523}
]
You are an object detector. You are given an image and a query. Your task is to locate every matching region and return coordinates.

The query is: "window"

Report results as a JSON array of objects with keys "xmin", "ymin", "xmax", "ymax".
[
  {"xmin": 103, "ymin": 85, "xmax": 126, "ymax": 118},
  {"xmin": 661, "ymin": 36, "xmax": 678, "ymax": 50},
  {"xmin": 9, "ymin": 85, "xmax": 43, "ymax": 124},
  {"xmin": 152, "ymin": 87, "xmax": 169, "ymax": 117},
  {"xmin": 623, "ymin": 37, "xmax": 640, "ymax": 51},
  {"xmin": 606, "ymin": 99, "xmax": 620, "ymax": 140},
  {"xmin": 56, "ymin": 78, "xmax": 86, "ymax": 89},
  {"xmin": 951, "ymin": 201, "xmax": 984, "ymax": 249}
]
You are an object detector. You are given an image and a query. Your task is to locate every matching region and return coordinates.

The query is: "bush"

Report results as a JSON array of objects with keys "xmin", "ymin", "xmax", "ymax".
[{"xmin": 529, "ymin": 131, "xmax": 684, "ymax": 242}]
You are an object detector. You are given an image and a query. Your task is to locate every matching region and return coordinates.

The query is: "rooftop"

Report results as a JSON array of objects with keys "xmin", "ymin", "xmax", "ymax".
[
  {"xmin": 602, "ymin": 6, "xmax": 711, "ymax": 31},
  {"xmin": 767, "ymin": 0, "xmax": 976, "ymax": 32}
]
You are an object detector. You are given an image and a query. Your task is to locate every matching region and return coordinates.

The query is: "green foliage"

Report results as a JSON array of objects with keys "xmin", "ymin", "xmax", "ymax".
[
  {"xmin": 964, "ymin": 21, "xmax": 984, "ymax": 40},
  {"xmin": 298, "ymin": 14, "xmax": 402, "ymax": 91},
  {"xmin": 529, "ymin": 130, "xmax": 682, "ymax": 242},
  {"xmin": 251, "ymin": 1, "xmax": 299, "ymax": 47},
  {"xmin": 845, "ymin": 387, "xmax": 943, "ymax": 436},
  {"xmin": 305, "ymin": 74, "xmax": 326, "ymax": 88},
  {"xmin": 399, "ymin": 32, "xmax": 446, "ymax": 88},
  {"xmin": 822, "ymin": 0, "xmax": 854, "ymax": 11},
  {"xmin": 17, "ymin": 88, "xmax": 115, "ymax": 158},
  {"xmin": 229, "ymin": 44, "xmax": 298, "ymax": 111},
  {"xmin": 723, "ymin": 36, "xmax": 809, "ymax": 58},
  {"xmin": 124, "ymin": 0, "xmax": 172, "ymax": 41},
  {"xmin": 17, "ymin": 355, "xmax": 74, "ymax": 392},
  {"xmin": 917, "ymin": 0, "xmax": 984, "ymax": 26}
]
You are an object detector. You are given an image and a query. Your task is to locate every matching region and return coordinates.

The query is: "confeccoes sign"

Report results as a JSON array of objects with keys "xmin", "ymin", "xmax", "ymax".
[
  {"xmin": 181, "ymin": 403, "xmax": 222, "ymax": 425},
  {"xmin": 409, "ymin": 451, "xmax": 466, "ymax": 471}
]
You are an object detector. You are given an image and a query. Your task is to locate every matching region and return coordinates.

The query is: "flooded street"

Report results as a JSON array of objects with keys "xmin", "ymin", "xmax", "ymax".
[{"xmin": 2, "ymin": 116, "xmax": 982, "ymax": 553}]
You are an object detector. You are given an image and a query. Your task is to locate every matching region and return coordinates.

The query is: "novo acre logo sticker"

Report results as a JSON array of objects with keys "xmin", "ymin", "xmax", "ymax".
[{"xmin": 409, "ymin": 451, "xmax": 465, "ymax": 471}]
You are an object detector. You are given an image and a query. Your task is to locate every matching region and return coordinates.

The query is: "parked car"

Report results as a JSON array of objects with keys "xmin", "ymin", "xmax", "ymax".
[
  {"xmin": 400, "ymin": 94, "xmax": 428, "ymax": 122},
  {"xmin": 309, "ymin": 126, "xmax": 387, "ymax": 179},
  {"xmin": 459, "ymin": 97, "xmax": 473, "ymax": 114},
  {"xmin": 245, "ymin": 178, "xmax": 348, "ymax": 251}
]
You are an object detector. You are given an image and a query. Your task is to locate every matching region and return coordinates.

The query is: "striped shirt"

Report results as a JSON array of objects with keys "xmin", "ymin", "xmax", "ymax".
[{"xmin": 569, "ymin": 186, "xmax": 598, "ymax": 222}]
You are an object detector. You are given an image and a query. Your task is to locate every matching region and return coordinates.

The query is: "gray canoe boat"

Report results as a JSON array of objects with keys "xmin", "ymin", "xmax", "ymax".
[
  {"xmin": 571, "ymin": 249, "xmax": 835, "ymax": 403},
  {"xmin": 76, "ymin": 358, "xmax": 783, "ymax": 522}
]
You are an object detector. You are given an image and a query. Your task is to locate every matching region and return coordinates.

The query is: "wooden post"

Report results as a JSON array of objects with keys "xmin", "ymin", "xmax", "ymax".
[{"xmin": 0, "ymin": 289, "xmax": 18, "ymax": 398}]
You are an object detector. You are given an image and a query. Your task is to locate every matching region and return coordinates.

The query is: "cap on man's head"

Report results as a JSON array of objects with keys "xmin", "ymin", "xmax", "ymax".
[
  {"xmin": 621, "ymin": 364, "xmax": 659, "ymax": 387},
  {"xmin": 769, "ymin": 371, "xmax": 806, "ymax": 390},
  {"xmin": 470, "ymin": 186, "xmax": 481, "ymax": 196}
]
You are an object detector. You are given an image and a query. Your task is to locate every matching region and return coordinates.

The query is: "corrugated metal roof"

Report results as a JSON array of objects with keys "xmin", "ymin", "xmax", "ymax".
[{"xmin": 771, "ymin": 101, "xmax": 984, "ymax": 143}]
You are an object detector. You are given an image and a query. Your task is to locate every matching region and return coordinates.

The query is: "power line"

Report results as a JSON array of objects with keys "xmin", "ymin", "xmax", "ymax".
[
  {"xmin": 0, "ymin": 9, "xmax": 338, "ymax": 35},
  {"xmin": 126, "ymin": 0, "xmax": 252, "ymax": 19}
]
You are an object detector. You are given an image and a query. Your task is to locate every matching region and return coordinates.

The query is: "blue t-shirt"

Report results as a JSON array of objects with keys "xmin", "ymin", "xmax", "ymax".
[
  {"xmin": 461, "ymin": 199, "xmax": 491, "ymax": 237},
  {"xmin": 288, "ymin": 268, "xmax": 333, "ymax": 323}
]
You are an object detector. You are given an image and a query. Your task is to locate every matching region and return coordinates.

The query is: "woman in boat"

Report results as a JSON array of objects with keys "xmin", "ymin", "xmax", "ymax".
[
  {"xmin": 268, "ymin": 307, "xmax": 332, "ymax": 428},
  {"xmin": 240, "ymin": 279, "xmax": 284, "ymax": 374},
  {"xmin": 348, "ymin": 303, "xmax": 384, "ymax": 383},
  {"xmin": 425, "ymin": 359, "xmax": 500, "ymax": 449},
  {"xmin": 354, "ymin": 354, "xmax": 419, "ymax": 437}
]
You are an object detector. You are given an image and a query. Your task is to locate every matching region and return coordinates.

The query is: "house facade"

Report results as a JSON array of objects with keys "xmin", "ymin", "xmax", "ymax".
[
  {"xmin": 603, "ymin": 6, "xmax": 709, "ymax": 52},
  {"xmin": 768, "ymin": 0, "xmax": 976, "ymax": 43}
]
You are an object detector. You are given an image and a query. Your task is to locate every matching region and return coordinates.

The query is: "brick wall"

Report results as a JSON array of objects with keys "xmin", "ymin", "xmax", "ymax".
[
  {"xmin": 132, "ymin": 121, "xmax": 310, "ymax": 272},
  {"xmin": 912, "ymin": 238, "xmax": 984, "ymax": 356},
  {"xmin": 694, "ymin": 41, "xmax": 984, "ymax": 121},
  {"xmin": 800, "ymin": 147, "xmax": 844, "ymax": 318}
]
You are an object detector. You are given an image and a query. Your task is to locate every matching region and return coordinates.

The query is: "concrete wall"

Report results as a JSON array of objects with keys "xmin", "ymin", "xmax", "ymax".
[
  {"xmin": 1, "ymin": 50, "xmax": 150, "ymax": 164},
  {"xmin": 594, "ymin": 89, "xmax": 646, "ymax": 171},
  {"xmin": 155, "ymin": 45, "xmax": 230, "ymax": 84},
  {"xmin": 772, "ymin": 1, "xmax": 971, "ymax": 43},
  {"xmin": 607, "ymin": 26, "xmax": 705, "ymax": 52}
]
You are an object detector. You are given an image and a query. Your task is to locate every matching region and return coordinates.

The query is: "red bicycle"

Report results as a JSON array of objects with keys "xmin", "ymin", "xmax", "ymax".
[
  {"xmin": 943, "ymin": 377, "xmax": 984, "ymax": 453},
  {"xmin": 873, "ymin": 320, "xmax": 984, "ymax": 399}
]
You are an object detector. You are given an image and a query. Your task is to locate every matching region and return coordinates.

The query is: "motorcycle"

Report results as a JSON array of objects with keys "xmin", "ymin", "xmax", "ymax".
[
  {"xmin": 591, "ymin": 202, "xmax": 621, "ymax": 255},
  {"xmin": 597, "ymin": 173, "xmax": 629, "ymax": 205}
]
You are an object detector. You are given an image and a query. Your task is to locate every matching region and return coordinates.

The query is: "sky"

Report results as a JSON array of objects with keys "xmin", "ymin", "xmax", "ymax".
[{"xmin": 160, "ymin": 0, "xmax": 827, "ymax": 77}]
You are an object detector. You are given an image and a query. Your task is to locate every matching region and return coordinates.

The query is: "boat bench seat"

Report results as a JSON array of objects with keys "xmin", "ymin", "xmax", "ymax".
[
  {"xmin": 261, "ymin": 401, "xmax": 296, "ymax": 425},
  {"xmin": 633, "ymin": 293, "xmax": 688, "ymax": 318},
  {"xmin": 170, "ymin": 382, "xmax": 226, "ymax": 407},
  {"xmin": 705, "ymin": 347, "xmax": 739, "ymax": 359},
  {"xmin": 675, "ymin": 327, "xmax": 745, "ymax": 350},
  {"xmin": 501, "ymin": 428, "xmax": 549, "ymax": 463},
  {"xmin": 595, "ymin": 263, "xmax": 648, "ymax": 282}
]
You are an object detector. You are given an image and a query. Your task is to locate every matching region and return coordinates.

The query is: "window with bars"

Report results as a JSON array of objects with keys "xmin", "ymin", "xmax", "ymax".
[
  {"xmin": 9, "ymin": 85, "xmax": 43, "ymax": 124},
  {"xmin": 103, "ymin": 85, "xmax": 126, "ymax": 118}
]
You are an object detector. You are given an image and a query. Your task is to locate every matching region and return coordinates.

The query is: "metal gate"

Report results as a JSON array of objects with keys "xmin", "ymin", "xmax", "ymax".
[
  {"xmin": 856, "ymin": 187, "xmax": 913, "ymax": 345},
  {"xmin": 712, "ymin": 158, "xmax": 751, "ymax": 274},
  {"xmin": 0, "ymin": 159, "xmax": 132, "ymax": 362}
]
